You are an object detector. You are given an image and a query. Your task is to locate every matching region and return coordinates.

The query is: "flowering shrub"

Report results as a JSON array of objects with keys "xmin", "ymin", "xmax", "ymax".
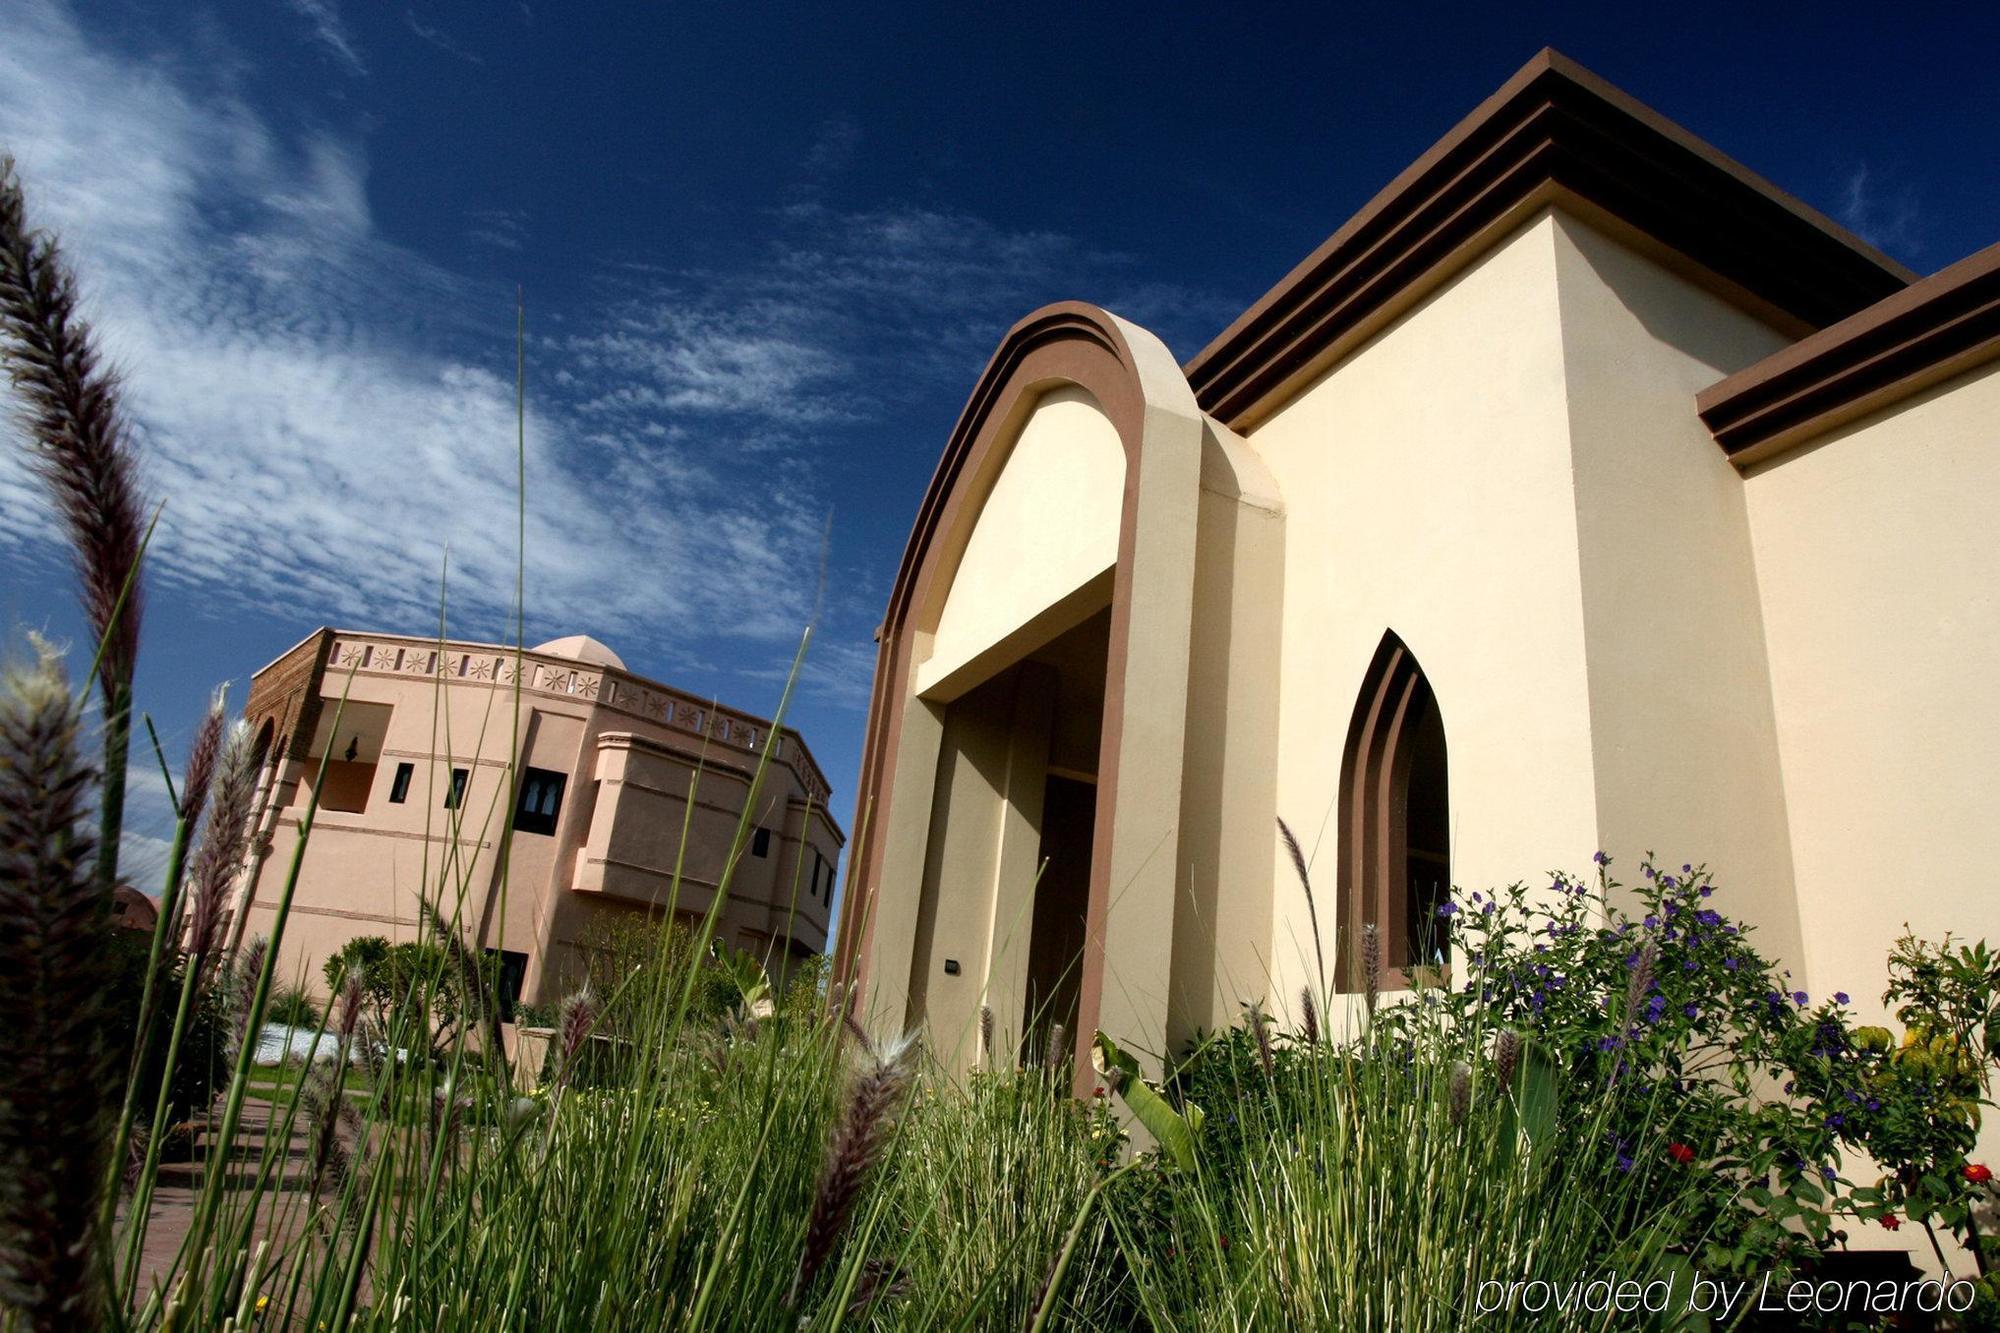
[
  {"xmin": 1435, "ymin": 858, "xmax": 2000, "ymax": 1322},
  {"xmin": 1788, "ymin": 932, "xmax": 2000, "ymax": 1311},
  {"xmin": 1437, "ymin": 856, "xmax": 1853, "ymax": 1277}
]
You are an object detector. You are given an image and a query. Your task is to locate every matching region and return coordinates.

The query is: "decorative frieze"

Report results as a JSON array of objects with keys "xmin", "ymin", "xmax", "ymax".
[{"xmin": 321, "ymin": 634, "xmax": 831, "ymax": 806}]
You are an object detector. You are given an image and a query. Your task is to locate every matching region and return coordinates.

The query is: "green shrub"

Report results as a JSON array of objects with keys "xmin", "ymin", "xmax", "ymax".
[{"xmin": 265, "ymin": 985, "xmax": 320, "ymax": 1029}]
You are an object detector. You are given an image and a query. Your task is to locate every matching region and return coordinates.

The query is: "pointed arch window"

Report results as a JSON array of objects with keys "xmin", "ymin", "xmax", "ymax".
[{"xmin": 1336, "ymin": 631, "xmax": 1451, "ymax": 991}]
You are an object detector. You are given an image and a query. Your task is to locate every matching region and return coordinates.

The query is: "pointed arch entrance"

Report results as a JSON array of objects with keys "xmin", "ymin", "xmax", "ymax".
[
  {"xmin": 1337, "ymin": 631, "xmax": 1451, "ymax": 991},
  {"xmin": 833, "ymin": 302, "xmax": 1206, "ymax": 1091}
]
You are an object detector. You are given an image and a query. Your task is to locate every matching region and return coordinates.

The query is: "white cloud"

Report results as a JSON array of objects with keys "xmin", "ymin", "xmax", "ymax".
[
  {"xmin": 0, "ymin": 0, "xmax": 833, "ymax": 665},
  {"xmin": 0, "ymin": 1, "xmax": 1236, "ymax": 724},
  {"xmin": 405, "ymin": 11, "xmax": 482, "ymax": 65},
  {"xmin": 570, "ymin": 203, "xmax": 1237, "ymax": 435},
  {"xmin": 288, "ymin": 0, "xmax": 367, "ymax": 76},
  {"xmin": 1839, "ymin": 164, "xmax": 1923, "ymax": 259}
]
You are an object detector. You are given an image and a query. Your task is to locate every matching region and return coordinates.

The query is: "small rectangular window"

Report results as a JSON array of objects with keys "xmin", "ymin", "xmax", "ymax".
[
  {"xmin": 752, "ymin": 827, "xmax": 771, "ymax": 858},
  {"xmin": 444, "ymin": 767, "xmax": 468, "ymax": 810},
  {"xmin": 514, "ymin": 766, "xmax": 567, "ymax": 836},
  {"xmin": 812, "ymin": 852, "xmax": 829, "ymax": 904},
  {"xmin": 388, "ymin": 762, "xmax": 414, "ymax": 804},
  {"xmin": 484, "ymin": 947, "xmax": 529, "ymax": 1022}
]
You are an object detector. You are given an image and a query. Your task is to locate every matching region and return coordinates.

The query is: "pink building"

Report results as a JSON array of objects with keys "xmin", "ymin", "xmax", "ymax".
[{"xmin": 229, "ymin": 628, "xmax": 842, "ymax": 1010}]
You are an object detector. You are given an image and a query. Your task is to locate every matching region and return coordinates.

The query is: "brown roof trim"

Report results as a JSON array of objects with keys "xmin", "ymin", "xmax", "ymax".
[
  {"xmin": 1184, "ymin": 48, "xmax": 1914, "ymax": 429},
  {"xmin": 1697, "ymin": 240, "xmax": 2000, "ymax": 466}
]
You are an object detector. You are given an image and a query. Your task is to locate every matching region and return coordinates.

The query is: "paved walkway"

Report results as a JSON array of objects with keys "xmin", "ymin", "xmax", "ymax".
[{"xmin": 124, "ymin": 1098, "xmax": 316, "ymax": 1308}]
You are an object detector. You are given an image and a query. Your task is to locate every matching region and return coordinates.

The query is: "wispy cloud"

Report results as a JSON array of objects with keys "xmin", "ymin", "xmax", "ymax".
[
  {"xmin": 0, "ymin": 0, "xmax": 832, "ymax": 668},
  {"xmin": 405, "ymin": 11, "xmax": 482, "ymax": 65},
  {"xmin": 0, "ymin": 0, "xmax": 1235, "ymax": 722},
  {"xmin": 467, "ymin": 207, "xmax": 527, "ymax": 252},
  {"xmin": 287, "ymin": 0, "xmax": 366, "ymax": 76},
  {"xmin": 1838, "ymin": 164, "xmax": 1923, "ymax": 259},
  {"xmin": 570, "ymin": 202, "xmax": 1236, "ymax": 434}
]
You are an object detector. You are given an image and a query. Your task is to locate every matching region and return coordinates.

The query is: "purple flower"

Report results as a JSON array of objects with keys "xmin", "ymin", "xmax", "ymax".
[
  {"xmin": 1834, "ymin": 992, "xmax": 1850, "ymax": 1005},
  {"xmin": 1643, "ymin": 915, "xmax": 1659, "ymax": 930},
  {"xmin": 1661, "ymin": 875, "xmax": 1677, "ymax": 890},
  {"xmin": 1438, "ymin": 902, "xmax": 1459, "ymax": 918},
  {"xmin": 1696, "ymin": 909, "xmax": 1721, "ymax": 927},
  {"xmin": 1618, "ymin": 1153, "xmax": 1635, "ymax": 1173},
  {"xmin": 1594, "ymin": 851, "xmax": 1609, "ymax": 866},
  {"xmin": 1683, "ymin": 1003, "xmax": 1698, "ymax": 1019},
  {"xmin": 1724, "ymin": 957, "xmax": 1740, "ymax": 972},
  {"xmin": 1793, "ymin": 991, "xmax": 1809, "ymax": 1006},
  {"xmin": 1699, "ymin": 885, "xmax": 1714, "ymax": 898},
  {"xmin": 1821, "ymin": 1166, "xmax": 1838, "ymax": 1183},
  {"xmin": 1482, "ymin": 902, "xmax": 1494, "ymax": 915},
  {"xmin": 1827, "ymin": 1114, "xmax": 1846, "ymax": 1128},
  {"xmin": 1866, "ymin": 1098, "xmax": 1880, "ymax": 1112},
  {"xmin": 1681, "ymin": 864, "xmax": 1692, "ymax": 874},
  {"xmin": 1683, "ymin": 959, "xmax": 1698, "ymax": 972},
  {"xmin": 1645, "ymin": 994, "xmax": 1667, "ymax": 1023},
  {"xmin": 1644, "ymin": 866, "xmax": 1656, "ymax": 880}
]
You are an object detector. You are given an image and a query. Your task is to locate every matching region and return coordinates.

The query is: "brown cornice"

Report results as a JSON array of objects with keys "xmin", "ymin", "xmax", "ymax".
[
  {"xmin": 1697, "ymin": 240, "xmax": 2000, "ymax": 466},
  {"xmin": 1184, "ymin": 48, "xmax": 1914, "ymax": 430}
]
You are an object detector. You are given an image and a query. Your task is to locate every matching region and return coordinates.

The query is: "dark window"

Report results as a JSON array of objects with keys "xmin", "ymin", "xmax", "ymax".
[
  {"xmin": 752, "ymin": 827, "xmax": 771, "ymax": 858},
  {"xmin": 484, "ymin": 948, "xmax": 529, "ymax": 1022},
  {"xmin": 388, "ymin": 762, "xmax": 414, "ymax": 804},
  {"xmin": 444, "ymin": 767, "xmax": 468, "ymax": 810},
  {"xmin": 1336, "ymin": 630, "xmax": 1451, "ymax": 992},
  {"xmin": 514, "ymin": 767, "xmax": 567, "ymax": 836}
]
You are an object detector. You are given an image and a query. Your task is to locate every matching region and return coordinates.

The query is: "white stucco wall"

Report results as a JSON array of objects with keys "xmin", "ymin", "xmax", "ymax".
[
  {"xmin": 1550, "ymin": 217, "xmax": 1806, "ymax": 966},
  {"xmin": 1745, "ymin": 361, "xmax": 2000, "ymax": 1019},
  {"xmin": 919, "ymin": 385, "xmax": 1125, "ymax": 696},
  {"xmin": 1245, "ymin": 213, "xmax": 1603, "ymax": 1015}
]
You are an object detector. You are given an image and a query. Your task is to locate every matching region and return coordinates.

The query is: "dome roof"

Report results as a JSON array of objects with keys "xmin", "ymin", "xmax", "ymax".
[{"xmin": 530, "ymin": 634, "xmax": 626, "ymax": 670}]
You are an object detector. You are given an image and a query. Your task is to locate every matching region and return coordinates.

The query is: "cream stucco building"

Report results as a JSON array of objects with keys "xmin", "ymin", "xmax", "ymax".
[
  {"xmin": 230, "ymin": 627, "xmax": 843, "ymax": 1010},
  {"xmin": 833, "ymin": 50, "xmax": 2000, "ymax": 1106}
]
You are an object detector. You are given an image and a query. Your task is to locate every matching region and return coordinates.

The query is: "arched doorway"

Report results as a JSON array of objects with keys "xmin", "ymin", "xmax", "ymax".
[{"xmin": 1336, "ymin": 631, "xmax": 1450, "ymax": 991}]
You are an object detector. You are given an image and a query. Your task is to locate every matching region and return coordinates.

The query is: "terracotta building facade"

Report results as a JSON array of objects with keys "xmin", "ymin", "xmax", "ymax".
[
  {"xmin": 231, "ymin": 628, "xmax": 842, "ymax": 1009},
  {"xmin": 834, "ymin": 48, "xmax": 2000, "ymax": 1116}
]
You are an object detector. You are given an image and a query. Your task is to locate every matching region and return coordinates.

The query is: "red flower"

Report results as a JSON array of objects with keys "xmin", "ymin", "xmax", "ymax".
[
  {"xmin": 1092, "ymin": 1086, "xmax": 1107, "ymax": 1099},
  {"xmin": 1965, "ymin": 1163, "xmax": 1994, "ymax": 1184},
  {"xmin": 1880, "ymin": 1213, "xmax": 1901, "ymax": 1231},
  {"xmin": 1667, "ymin": 1143, "xmax": 1695, "ymax": 1165}
]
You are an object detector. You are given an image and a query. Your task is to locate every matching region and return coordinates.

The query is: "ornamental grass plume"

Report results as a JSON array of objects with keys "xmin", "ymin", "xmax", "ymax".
[
  {"xmin": 177, "ymin": 688, "xmax": 226, "ymax": 846},
  {"xmin": 792, "ymin": 1032, "xmax": 918, "ymax": 1307},
  {"xmin": 227, "ymin": 935, "xmax": 269, "ymax": 1068},
  {"xmin": 980, "ymin": 1004, "xmax": 995, "ymax": 1066},
  {"xmin": 1276, "ymin": 817, "xmax": 1327, "ymax": 992},
  {"xmin": 1299, "ymin": 986, "xmax": 1320, "ymax": 1046},
  {"xmin": 305, "ymin": 965, "xmax": 367, "ymax": 1203},
  {"xmin": 0, "ymin": 157, "xmax": 152, "ymax": 897},
  {"xmin": 1448, "ymin": 1060, "xmax": 1472, "ymax": 1126},
  {"xmin": 1249, "ymin": 1002, "xmax": 1276, "ymax": 1078},
  {"xmin": 1493, "ymin": 1027, "xmax": 1522, "ymax": 1097},
  {"xmin": 552, "ymin": 985, "xmax": 598, "ymax": 1091},
  {"xmin": 1362, "ymin": 922, "xmax": 1382, "ymax": 1024},
  {"xmin": 183, "ymin": 720, "xmax": 258, "ymax": 977},
  {"xmin": 1044, "ymin": 1021, "xmax": 1067, "ymax": 1072},
  {"xmin": 0, "ymin": 640, "xmax": 113, "ymax": 1330},
  {"xmin": 1623, "ymin": 940, "xmax": 1659, "ymax": 1035}
]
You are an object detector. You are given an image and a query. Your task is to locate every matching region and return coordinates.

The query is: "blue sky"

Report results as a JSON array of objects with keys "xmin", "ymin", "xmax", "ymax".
[{"xmin": 2, "ymin": 0, "xmax": 1995, "ymax": 889}]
